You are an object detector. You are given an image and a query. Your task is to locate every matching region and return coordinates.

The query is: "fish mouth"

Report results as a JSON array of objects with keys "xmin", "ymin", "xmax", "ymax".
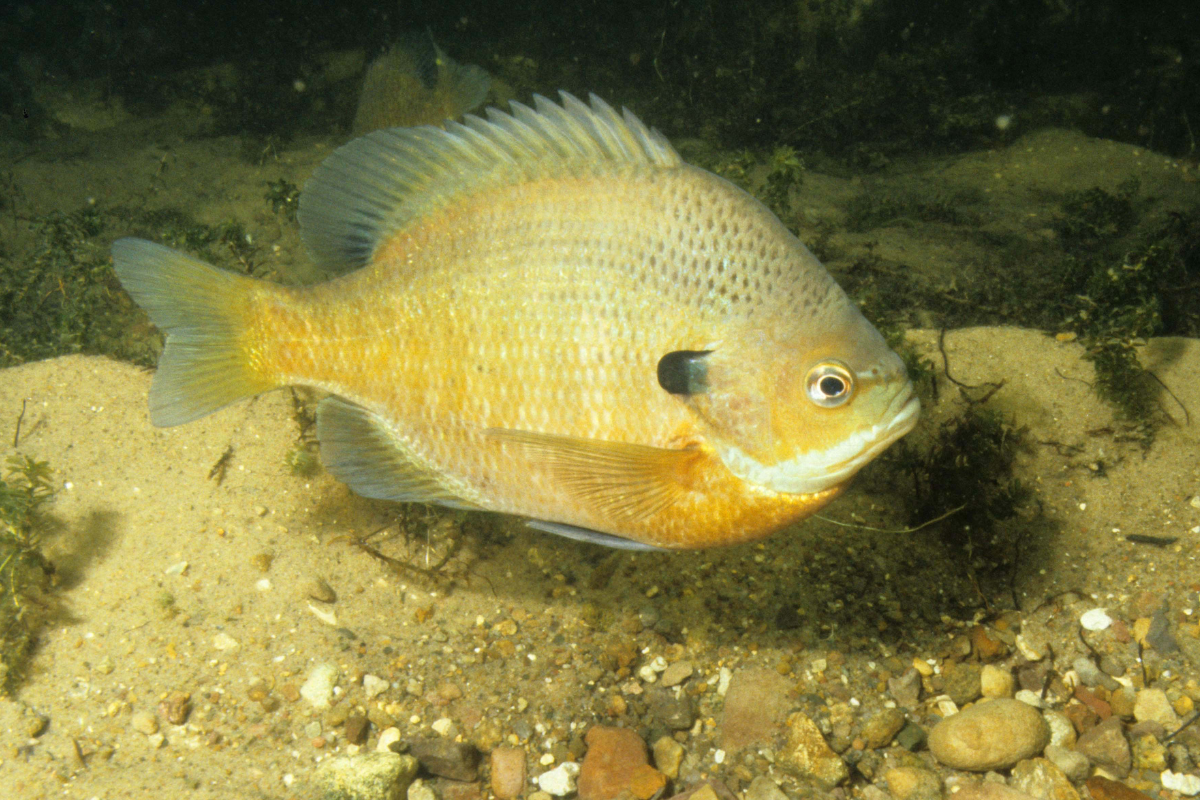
[{"xmin": 717, "ymin": 380, "xmax": 920, "ymax": 496}]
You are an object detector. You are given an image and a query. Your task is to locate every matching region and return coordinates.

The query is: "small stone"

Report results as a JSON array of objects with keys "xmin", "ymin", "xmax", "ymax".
[
  {"xmin": 651, "ymin": 736, "xmax": 684, "ymax": 780},
  {"xmin": 1080, "ymin": 608, "xmax": 1112, "ymax": 631},
  {"xmin": 407, "ymin": 778, "xmax": 436, "ymax": 800},
  {"xmin": 1133, "ymin": 688, "xmax": 1180, "ymax": 727},
  {"xmin": 131, "ymin": 711, "xmax": 159, "ymax": 735},
  {"xmin": 250, "ymin": 551, "xmax": 274, "ymax": 572},
  {"xmin": 1085, "ymin": 776, "xmax": 1154, "ymax": 800},
  {"xmin": 883, "ymin": 767, "xmax": 942, "ymax": 800},
  {"xmin": 308, "ymin": 576, "xmax": 337, "ymax": 603},
  {"xmin": 490, "ymin": 746, "xmax": 526, "ymax": 800},
  {"xmin": 147, "ymin": 732, "xmax": 165, "ymax": 749},
  {"xmin": 409, "ymin": 738, "xmax": 481, "ymax": 781},
  {"xmin": 537, "ymin": 762, "xmax": 580, "ymax": 796},
  {"xmin": 778, "ymin": 711, "xmax": 849, "ymax": 788},
  {"xmin": 1109, "ymin": 686, "xmax": 1136, "ymax": 718},
  {"xmin": 1014, "ymin": 689, "xmax": 1045, "ymax": 709},
  {"xmin": 945, "ymin": 786, "xmax": 1037, "ymax": 800},
  {"xmin": 981, "ymin": 665, "xmax": 1015, "ymax": 699},
  {"xmin": 888, "ymin": 668, "xmax": 922, "ymax": 709},
  {"xmin": 301, "ymin": 663, "xmax": 339, "ymax": 710},
  {"xmin": 660, "ymin": 660, "xmax": 693, "ymax": 688},
  {"xmin": 1044, "ymin": 745, "xmax": 1089, "ymax": 782},
  {"xmin": 313, "ymin": 751, "xmax": 419, "ymax": 800},
  {"xmin": 1131, "ymin": 733, "xmax": 1168, "ymax": 772},
  {"xmin": 377, "ymin": 727, "xmax": 402, "ymax": 753},
  {"xmin": 24, "ymin": 711, "xmax": 49, "ymax": 738},
  {"xmin": 159, "ymin": 691, "xmax": 192, "ymax": 725},
  {"xmin": 945, "ymin": 663, "xmax": 983, "ymax": 706},
  {"xmin": 1161, "ymin": 770, "xmax": 1200, "ymax": 797},
  {"xmin": 1072, "ymin": 657, "xmax": 1106, "ymax": 688},
  {"xmin": 719, "ymin": 667, "xmax": 791, "ymax": 750},
  {"xmin": 970, "ymin": 625, "xmax": 1008, "ymax": 661},
  {"xmin": 895, "ymin": 721, "xmax": 927, "ymax": 751},
  {"xmin": 578, "ymin": 726, "xmax": 648, "ymax": 800},
  {"xmin": 928, "ymin": 699, "xmax": 1050, "ymax": 771},
  {"xmin": 344, "ymin": 714, "xmax": 370, "ymax": 745},
  {"xmin": 745, "ymin": 776, "xmax": 789, "ymax": 800},
  {"xmin": 363, "ymin": 673, "xmax": 389, "ymax": 700},
  {"xmin": 628, "ymin": 764, "xmax": 666, "ymax": 800},
  {"xmin": 212, "ymin": 632, "xmax": 239, "ymax": 651},
  {"xmin": 1074, "ymin": 717, "xmax": 1130, "ymax": 777},
  {"xmin": 1043, "ymin": 711, "xmax": 1076, "ymax": 748},
  {"xmin": 860, "ymin": 708, "xmax": 906, "ymax": 749},
  {"xmin": 645, "ymin": 685, "xmax": 694, "ymax": 730},
  {"xmin": 1011, "ymin": 757, "xmax": 1080, "ymax": 800}
]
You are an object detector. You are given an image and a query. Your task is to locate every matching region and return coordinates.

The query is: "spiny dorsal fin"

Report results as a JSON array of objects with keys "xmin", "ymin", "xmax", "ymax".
[{"xmin": 299, "ymin": 92, "xmax": 681, "ymax": 273}]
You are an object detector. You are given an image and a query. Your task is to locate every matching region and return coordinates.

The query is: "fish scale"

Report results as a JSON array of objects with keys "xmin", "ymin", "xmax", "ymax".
[{"xmin": 113, "ymin": 92, "xmax": 918, "ymax": 550}]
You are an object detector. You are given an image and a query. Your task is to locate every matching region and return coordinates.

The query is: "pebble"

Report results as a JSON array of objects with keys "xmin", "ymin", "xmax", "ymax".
[
  {"xmin": 1043, "ymin": 710, "xmax": 1076, "ymax": 748},
  {"xmin": 1080, "ymin": 608, "xmax": 1113, "ymax": 631},
  {"xmin": 651, "ymin": 735, "xmax": 684, "ymax": 780},
  {"xmin": 745, "ymin": 776, "xmax": 789, "ymax": 800},
  {"xmin": 159, "ymin": 691, "xmax": 191, "ymax": 725},
  {"xmin": 948, "ymin": 786, "xmax": 1039, "ymax": 800},
  {"xmin": 629, "ymin": 764, "xmax": 667, "ymax": 800},
  {"xmin": 646, "ymin": 686, "xmax": 694, "ymax": 731},
  {"xmin": 1086, "ymin": 776, "xmax": 1154, "ymax": 800},
  {"xmin": 928, "ymin": 699, "xmax": 1050, "ymax": 771},
  {"xmin": 660, "ymin": 660, "xmax": 693, "ymax": 687},
  {"xmin": 344, "ymin": 714, "xmax": 370, "ymax": 745},
  {"xmin": 300, "ymin": 662, "xmax": 339, "ymax": 710},
  {"xmin": 377, "ymin": 727, "xmax": 402, "ymax": 753},
  {"xmin": 131, "ymin": 710, "xmax": 159, "ymax": 735},
  {"xmin": 1074, "ymin": 717, "xmax": 1130, "ymax": 777},
  {"xmin": 1133, "ymin": 688, "xmax": 1179, "ymax": 727},
  {"xmin": 944, "ymin": 663, "xmax": 983, "ymax": 706},
  {"xmin": 409, "ymin": 739, "xmax": 481, "ymax": 781},
  {"xmin": 888, "ymin": 668, "xmax": 922, "ymax": 709},
  {"xmin": 883, "ymin": 766, "xmax": 942, "ymax": 800},
  {"xmin": 1161, "ymin": 770, "xmax": 1200, "ymax": 797},
  {"xmin": 490, "ymin": 746, "xmax": 526, "ymax": 800},
  {"xmin": 719, "ymin": 668, "xmax": 791, "ymax": 751},
  {"xmin": 860, "ymin": 708, "xmax": 906, "ymax": 749},
  {"xmin": 536, "ymin": 762, "xmax": 580, "ymax": 796},
  {"xmin": 1011, "ymin": 757, "xmax": 1080, "ymax": 800},
  {"xmin": 578, "ymin": 726, "xmax": 648, "ymax": 800},
  {"xmin": 407, "ymin": 779, "xmax": 436, "ymax": 800},
  {"xmin": 312, "ymin": 751, "xmax": 419, "ymax": 800},
  {"xmin": 212, "ymin": 632, "xmax": 239, "ymax": 651},
  {"xmin": 363, "ymin": 674, "xmax": 389, "ymax": 700},
  {"xmin": 980, "ymin": 665, "xmax": 1015, "ymax": 699},
  {"xmin": 1109, "ymin": 686, "xmax": 1136, "ymax": 718},
  {"xmin": 1044, "ymin": 744, "xmax": 1089, "ymax": 782},
  {"xmin": 778, "ymin": 711, "xmax": 849, "ymax": 788}
]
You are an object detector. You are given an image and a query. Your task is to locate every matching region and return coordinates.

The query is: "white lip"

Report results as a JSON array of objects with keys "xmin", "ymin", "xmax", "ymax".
[{"xmin": 719, "ymin": 383, "xmax": 920, "ymax": 495}]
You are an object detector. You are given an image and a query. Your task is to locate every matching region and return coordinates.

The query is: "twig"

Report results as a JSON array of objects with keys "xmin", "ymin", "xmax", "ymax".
[
  {"xmin": 816, "ymin": 504, "xmax": 966, "ymax": 534},
  {"xmin": 12, "ymin": 399, "xmax": 26, "ymax": 448}
]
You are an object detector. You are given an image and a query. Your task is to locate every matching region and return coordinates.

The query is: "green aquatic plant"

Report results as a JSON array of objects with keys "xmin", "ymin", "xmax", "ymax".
[
  {"xmin": 265, "ymin": 178, "xmax": 301, "ymax": 222},
  {"xmin": 0, "ymin": 455, "xmax": 56, "ymax": 695}
]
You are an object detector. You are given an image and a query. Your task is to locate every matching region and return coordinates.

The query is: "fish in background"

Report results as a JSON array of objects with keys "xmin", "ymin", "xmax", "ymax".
[
  {"xmin": 112, "ymin": 93, "xmax": 918, "ymax": 551},
  {"xmin": 352, "ymin": 32, "xmax": 490, "ymax": 134}
]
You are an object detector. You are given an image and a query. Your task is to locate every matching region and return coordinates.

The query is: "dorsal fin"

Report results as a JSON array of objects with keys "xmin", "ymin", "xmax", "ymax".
[{"xmin": 298, "ymin": 92, "xmax": 681, "ymax": 273}]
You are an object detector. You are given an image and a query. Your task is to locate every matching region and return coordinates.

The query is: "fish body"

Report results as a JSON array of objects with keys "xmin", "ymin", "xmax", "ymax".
[{"xmin": 113, "ymin": 93, "xmax": 918, "ymax": 550}]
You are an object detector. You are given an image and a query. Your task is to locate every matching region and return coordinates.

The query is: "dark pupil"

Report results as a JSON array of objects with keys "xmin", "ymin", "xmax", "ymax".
[
  {"xmin": 818, "ymin": 375, "xmax": 845, "ymax": 397},
  {"xmin": 657, "ymin": 350, "xmax": 713, "ymax": 395}
]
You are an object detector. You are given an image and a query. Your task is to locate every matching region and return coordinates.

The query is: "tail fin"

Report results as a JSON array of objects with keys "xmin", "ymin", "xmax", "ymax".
[{"xmin": 112, "ymin": 238, "xmax": 276, "ymax": 427}]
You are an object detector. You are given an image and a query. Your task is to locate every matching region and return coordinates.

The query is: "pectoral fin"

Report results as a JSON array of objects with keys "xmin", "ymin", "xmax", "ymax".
[{"xmin": 485, "ymin": 428, "xmax": 703, "ymax": 526}]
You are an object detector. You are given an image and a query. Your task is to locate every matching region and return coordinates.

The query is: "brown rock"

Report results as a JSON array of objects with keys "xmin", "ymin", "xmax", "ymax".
[
  {"xmin": 1074, "ymin": 717, "xmax": 1130, "ymax": 777},
  {"xmin": 1010, "ymin": 757, "xmax": 1080, "ymax": 800},
  {"xmin": 578, "ymin": 726, "xmax": 648, "ymax": 800},
  {"xmin": 1073, "ymin": 686, "xmax": 1111, "ymax": 719},
  {"xmin": 970, "ymin": 625, "xmax": 1009, "ymax": 661},
  {"xmin": 951, "ymin": 786, "xmax": 1040, "ymax": 800},
  {"xmin": 928, "ymin": 699, "xmax": 1050, "ymax": 772},
  {"xmin": 490, "ymin": 747, "xmax": 525, "ymax": 800},
  {"xmin": 344, "ymin": 713, "xmax": 370, "ymax": 745},
  {"xmin": 1063, "ymin": 702, "xmax": 1099, "ymax": 735},
  {"xmin": 629, "ymin": 764, "xmax": 667, "ymax": 800},
  {"xmin": 1085, "ymin": 777, "xmax": 1154, "ymax": 800},
  {"xmin": 883, "ymin": 766, "xmax": 942, "ymax": 800},
  {"xmin": 861, "ymin": 708, "xmax": 906, "ymax": 749},
  {"xmin": 719, "ymin": 667, "xmax": 791, "ymax": 751},
  {"xmin": 159, "ymin": 691, "xmax": 192, "ymax": 725},
  {"xmin": 778, "ymin": 712, "xmax": 849, "ymax": 788}
]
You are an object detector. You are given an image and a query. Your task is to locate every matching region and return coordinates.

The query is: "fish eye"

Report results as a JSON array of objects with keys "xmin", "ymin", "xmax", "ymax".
[{"xmin": 805, "ymin": 361, "xmax": 854, "ymax": 407}]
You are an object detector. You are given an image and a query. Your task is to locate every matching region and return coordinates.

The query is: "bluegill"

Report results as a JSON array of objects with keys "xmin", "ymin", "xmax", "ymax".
[{"xmin": 112, "ymin": 93, "xmax": 918, "ymax": 550}]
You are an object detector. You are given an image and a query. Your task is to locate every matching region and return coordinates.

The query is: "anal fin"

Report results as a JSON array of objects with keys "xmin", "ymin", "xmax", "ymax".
[{"xmin": 317, "ymin": 396, "xmax": 473, "ymax": 508}]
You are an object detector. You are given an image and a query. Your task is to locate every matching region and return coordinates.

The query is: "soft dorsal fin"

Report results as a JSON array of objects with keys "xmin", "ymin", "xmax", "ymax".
[
  {"xmin": 298, "ymin": 92, "xmax": 681, "ymax": 273},
  {"xmin": 485, "ymin": 428, "xmax": 703, "ymax": 527},
  {"xmin": 316, "ymin": 396, "xmax": 474, "ymax": 509}
]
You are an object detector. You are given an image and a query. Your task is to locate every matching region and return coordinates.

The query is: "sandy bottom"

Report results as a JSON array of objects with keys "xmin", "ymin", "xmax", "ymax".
[{"xmin": 0, "ymin": 327, "xmax": 1197, "ymax": 797}]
